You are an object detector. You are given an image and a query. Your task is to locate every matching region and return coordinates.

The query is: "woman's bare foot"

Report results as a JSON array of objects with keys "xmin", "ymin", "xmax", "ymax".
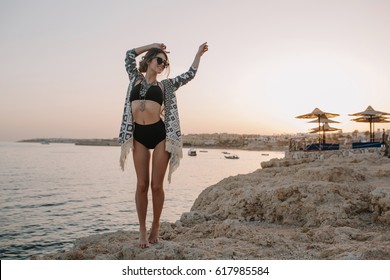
[
  {"xmin": 138, "ymin": 229, "xmax": 149, "ymax": 249},
  {"xmin": 148, "ymin": 223, "xmax": 160, "ymax": 244}
]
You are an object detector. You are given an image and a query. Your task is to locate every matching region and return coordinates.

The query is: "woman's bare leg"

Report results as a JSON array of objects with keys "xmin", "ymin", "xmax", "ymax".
[
  {"xmin": 149, "ymin": 140, "xmax": 170, "ymax": 244},
  {"xmin": 132, "ymin": 140, "xmax": 151, "ymax": 248}
]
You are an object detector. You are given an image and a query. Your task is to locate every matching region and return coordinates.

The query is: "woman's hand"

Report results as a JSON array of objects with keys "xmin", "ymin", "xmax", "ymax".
[
  {"xmin": 197, "ymin": 42, "xmax": 208, "ymax": 56},
  {"xmin": 135, "ymin": 43, "xmax": 169, "ymax": 56},
  {"xmin": 151, "ymin": 43, "xmax": 169, "ymax": 53}
]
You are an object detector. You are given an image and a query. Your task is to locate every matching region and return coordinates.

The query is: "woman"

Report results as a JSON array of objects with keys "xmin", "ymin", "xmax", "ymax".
[{"xmin": 119, "ymin": 42, "xmax": 208, "ymax": 248}]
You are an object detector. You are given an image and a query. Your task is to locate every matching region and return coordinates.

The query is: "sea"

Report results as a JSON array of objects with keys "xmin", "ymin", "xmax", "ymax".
[{"xmin": 0, "ymin": 142, "xmax": 284, "ymax": 260}]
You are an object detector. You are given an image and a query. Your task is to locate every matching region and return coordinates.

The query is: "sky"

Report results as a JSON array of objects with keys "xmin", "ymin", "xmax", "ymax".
[{"xmin": 1, "ymin": 0, "xmax": 390, "ymax": 141}]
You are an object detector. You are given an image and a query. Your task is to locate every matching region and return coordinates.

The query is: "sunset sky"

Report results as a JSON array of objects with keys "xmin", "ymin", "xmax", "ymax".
[{"xmin": 1, "ymin": 0, "xmax": 390, "ymax": 141}]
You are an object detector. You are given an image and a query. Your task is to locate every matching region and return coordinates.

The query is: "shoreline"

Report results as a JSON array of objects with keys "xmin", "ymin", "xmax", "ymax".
[
  {"xmin": 17, "ymin": 137, "xmax": 288, "ymax": 152},
  {"xmin": 35, "ymin": 148, "xmax": 390, "ymax": 260}
]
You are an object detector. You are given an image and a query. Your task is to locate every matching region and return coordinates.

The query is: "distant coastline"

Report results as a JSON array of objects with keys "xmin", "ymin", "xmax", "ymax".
[
  {"xmin": 18, "ymin": 138, "xmax": 121, "ymax": 147},
  {"xmin": 16, "ymin": 129, "xmax": 389, "ymax": 151},
  {"xmin": 17, "ymin": 134, "xmax": 289, "ymax": 151}
]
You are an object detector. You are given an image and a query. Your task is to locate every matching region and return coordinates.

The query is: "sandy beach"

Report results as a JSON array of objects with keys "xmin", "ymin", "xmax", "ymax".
[{"xmin": 36, "ymin": 148, "xmax": 390, "ymax": 260}]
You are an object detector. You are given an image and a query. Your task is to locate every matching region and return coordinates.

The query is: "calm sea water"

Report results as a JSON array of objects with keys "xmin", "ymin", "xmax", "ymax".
[{"xmin": 0, "ymin": 142, "xmax": 284, "ymax": 259}]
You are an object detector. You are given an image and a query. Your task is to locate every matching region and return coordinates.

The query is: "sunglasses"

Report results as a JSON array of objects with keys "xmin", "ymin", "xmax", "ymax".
[{"xmin": 154, "ymin": 57, "xmax": 169, "ymax": 68}]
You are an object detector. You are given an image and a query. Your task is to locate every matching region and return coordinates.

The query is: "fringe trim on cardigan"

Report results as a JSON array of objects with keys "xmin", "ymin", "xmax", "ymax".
[
  {"xmin": 165, "ymin": 137, "xmax": 183, "ymax": 183},
  {"xmin": 120, "ymin": 138, "xmax": 133, "ymax": 171}
]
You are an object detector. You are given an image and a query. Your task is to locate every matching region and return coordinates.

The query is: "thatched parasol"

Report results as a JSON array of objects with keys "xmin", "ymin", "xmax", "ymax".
[
  {"xmin": 349, "ymin": 106, "xmax": 390, "ymax": 142},
  {"xmin": 296, "ymin": 108, "xmax": 340, "ymax": 144},
  {"xmin": 309, "ymin": 122, "xmax": 341, "ymax": 143}
]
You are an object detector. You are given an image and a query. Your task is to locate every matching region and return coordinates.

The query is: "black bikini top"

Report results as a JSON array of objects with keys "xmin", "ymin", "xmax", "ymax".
[{"xmin": 129, "ymin": 83, "xmax": 163, "ymax": 106}]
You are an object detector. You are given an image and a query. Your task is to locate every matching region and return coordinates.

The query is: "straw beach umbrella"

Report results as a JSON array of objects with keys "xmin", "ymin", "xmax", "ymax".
[
  {"xmin": 350, "ymin": 116, "xmax": 390, "ymax": 142},
  {"xmin": 349, "ymin": 105, "xmax": 390, "ymax": 142},
  {"xmin": 296, "ymin": 108, "xmax": 340, "ymax": 144},
  {"xmin": 309, "ymin": 122, "xmax": 341, "ymax": 144},
  {"xmin": 349, "ymin": 105, "xmax": 389, "ymax": 117}
]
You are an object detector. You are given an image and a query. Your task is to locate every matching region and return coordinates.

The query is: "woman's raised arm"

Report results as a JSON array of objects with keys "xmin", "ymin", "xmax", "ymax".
[
  {"xmin": 168, "ymin": 42, "xmax": 208, "ymax": 90},
  {"xmin": 191, "ymin": 42, "xmax": 208, "ymax": 70}
]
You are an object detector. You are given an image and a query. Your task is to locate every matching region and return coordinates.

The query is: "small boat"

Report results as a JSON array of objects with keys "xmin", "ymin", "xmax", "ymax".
[
  {"xmin": 225, "ymin": 154, "xmax": 239, "ymax": 159},
  {"xmin": 188, "ymin": 148, "xmax": 197, "ymax": 156},
  {"xmin": 261, "ymin": 153, "xmax": 269, "ymax": 156}
]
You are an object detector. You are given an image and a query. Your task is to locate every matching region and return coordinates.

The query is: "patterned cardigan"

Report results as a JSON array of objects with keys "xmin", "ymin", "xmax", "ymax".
[{"xmin": 119, "ymin": 48, "xmax": 197, "ymax": 183}]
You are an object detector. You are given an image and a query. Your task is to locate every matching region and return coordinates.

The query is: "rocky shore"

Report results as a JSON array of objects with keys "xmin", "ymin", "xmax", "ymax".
[{"xmin": 36, "ymin": 150, "xmax": 390, "ymax": 260}]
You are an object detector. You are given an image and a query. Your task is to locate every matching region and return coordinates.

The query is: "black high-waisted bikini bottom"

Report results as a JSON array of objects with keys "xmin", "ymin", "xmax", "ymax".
[{"xmin": 133, "ymin": 119, "xmax": 166, "ymax": 149}]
